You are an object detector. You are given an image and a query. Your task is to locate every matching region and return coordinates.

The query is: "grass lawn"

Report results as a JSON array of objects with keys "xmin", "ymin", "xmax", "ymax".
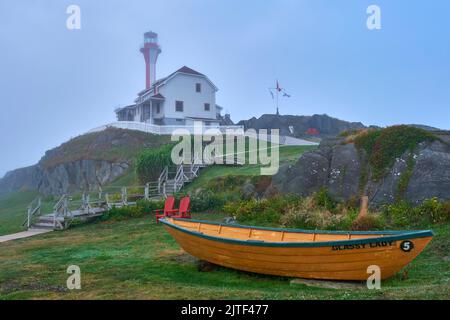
[
  {"xmin": 185, "ymin": 145, "xmax": 316, "ymax": 191},
  {"xmin": 0, "ymin": 192, "xmax": 56, "ymax": 236},
  {"xmin": 0, "ymin": 213, "xmax": 448, "ymax": 300}
]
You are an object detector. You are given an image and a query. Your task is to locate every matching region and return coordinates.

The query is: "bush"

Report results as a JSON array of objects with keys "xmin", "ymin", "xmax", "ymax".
[
  {"xmin": 188, "ymin": 191, "xmax": 227, "ymax": 212},
  {"xmin": 382, "ymin": 198, "xmax": 450, "ymax": 227},
  {"xmin": 415, "ymin": 198, "xmax": 450, "ymax": 225},
  {"xmin": 313, "ymin": 188, "xmax": 337, "ymax": 212},
  {"xmin": 223, "ymin": 195, "xmax": 303, "ymax": 225},
  {"xmin": 100, "ymin": 199, "xmax": 164, "ymax": 221},
  {"xmin": 351, "ymin": 214, "xmax": 385, "ymax": 231},
  {"xmin": 135, "ymin": 144, "xmax": 174, "ymax": 183}
]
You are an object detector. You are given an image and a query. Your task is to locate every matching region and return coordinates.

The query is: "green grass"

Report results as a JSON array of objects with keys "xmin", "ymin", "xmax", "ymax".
[
  {"xmin": 185, "ymin": 145, "xmax": 316, "ymax": 191},
  {"xmin": 0, "ymin": 213, "xmax": 448, "ymax": 299},
  {"xmin": 41, "ymin": 128, "xmax": 170, "ymax": 169},
  {"xmin": 0, "ymin": 191, "xmax": 57, "ymax": 236},
  {"xmin": 0, "ymin": 191, "xmax": 37, "ymax": 235}
]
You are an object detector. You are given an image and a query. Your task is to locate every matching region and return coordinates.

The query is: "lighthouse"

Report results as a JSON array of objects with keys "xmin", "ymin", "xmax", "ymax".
[{"xmin": 140, "ymin": 31, "xmax": 161, "ymax": 89}]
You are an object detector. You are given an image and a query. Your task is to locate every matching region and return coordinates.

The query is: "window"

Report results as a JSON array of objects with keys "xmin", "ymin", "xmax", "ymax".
[
  {"xmin": 175, "ymin": 101, "xmax": 184, "ymax": 112},
  {"xmin": 155, "ymin": 102, "xmax": 160, "ymax": 113},
  {"xmin": 204, "ymin": 103, "xmax": 210, "ymax": 111},
  {"xmin": 196, "ymin": 83, "xmax": 201, "ymax": 93}
]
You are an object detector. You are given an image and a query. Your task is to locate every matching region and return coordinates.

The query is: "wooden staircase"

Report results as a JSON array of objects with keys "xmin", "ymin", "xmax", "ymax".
[
  {"xmin": 23, "ymin": 161, "xmax": 208, "ymax": 231},
  {"xmin": 158, "ymin": 162, "xmax": 207, "ymax": 197}
]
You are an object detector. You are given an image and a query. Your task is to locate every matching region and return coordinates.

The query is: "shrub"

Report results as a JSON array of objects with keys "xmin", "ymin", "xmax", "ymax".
[
  {"xmin": 382, "ymin": 198, "xmax": 450, "ymax": 227},
  {"xmin": 188, "ymin": 191, "xmax": 227, "ymax": 212},
  {"xmin": 223, "ymin": 195, "xmax": 302, "ymax": 225},
  {"xmin": 313, "ymin": 188, "xmax": 337, "ymax": 212},
  {"xmin": 101, "ymin": 199, "xmax": 164, "ymax": 221},
  {"xmin": 416, "ymin": 198, "xmax": 450, "ymax": 225},
  {"xmin": 135, "ymin": 144, "xmax": 174, "ymax": 183},
  {"xmin": 354, "ymin": 129, "xmax": 382, "ymax": 155},
  {"xmin": 381, "ymin": 201, "xmax": 413, "ymax": 227},
  {"xmin": 351, "ymin": 214, "xmax": 385, "ymax": 231}
]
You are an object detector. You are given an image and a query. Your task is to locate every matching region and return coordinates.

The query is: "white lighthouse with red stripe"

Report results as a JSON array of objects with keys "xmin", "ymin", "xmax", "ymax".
[{"xmin": 140, "ymin": 31, "xmax": 161, "ymax": 90}]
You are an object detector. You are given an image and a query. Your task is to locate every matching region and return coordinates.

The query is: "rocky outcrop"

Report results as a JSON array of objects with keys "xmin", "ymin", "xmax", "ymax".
[
  {"xmin": 405, "ymin": 140, "xmax": 450, "ymax": 205},
  {"xmin": 238, "ymin": 114, "xmax": 365, "ymax": 139},
  {"xmin": 33, "ymin": 160, "xmax": 130, "ymax": 195},
  {"xmin": 271, "ymin": 133, "xmax": 450, "ymax": 207},
  {"xmin": 0, "ymin": 128, "xmax": 170, "ymax": 196},
  {"xmin": 0, "ymin": 165, "xmax": 39, "ymax": 195}
]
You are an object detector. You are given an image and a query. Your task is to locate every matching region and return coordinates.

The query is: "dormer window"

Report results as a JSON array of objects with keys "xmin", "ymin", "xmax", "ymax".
[{"xmin": 196, "ymin": 83, "xmax": 201, "ymax": 93}]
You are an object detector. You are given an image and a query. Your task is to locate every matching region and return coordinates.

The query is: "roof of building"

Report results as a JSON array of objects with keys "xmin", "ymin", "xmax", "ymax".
[
  {"xmin": 114, "ymin": 104, "xmax": 136, "ymax": 113},
  {"xmin": 137, "ymin": 66, "xmax": 215, "ymax": 98},
  {"xmin": 151, "ymin": 93, "xmax": 165, "ymax": 100},
  {"xmin": 175, "ymin": 66, "xmax": 205, "ymax": 76}
]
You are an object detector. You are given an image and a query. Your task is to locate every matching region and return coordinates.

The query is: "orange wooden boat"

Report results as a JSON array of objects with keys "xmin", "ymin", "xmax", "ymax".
[{"xmin": 160, "ymin": 218, "xmax": 433, "ymax": 280}]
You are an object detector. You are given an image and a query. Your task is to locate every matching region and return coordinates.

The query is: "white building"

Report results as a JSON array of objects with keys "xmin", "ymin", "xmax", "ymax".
[{"xmin": 115, "ymin": 32, "xmax": 225, "ymax": 127}]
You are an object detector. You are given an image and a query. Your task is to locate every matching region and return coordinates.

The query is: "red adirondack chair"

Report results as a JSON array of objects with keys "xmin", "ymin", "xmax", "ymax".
[
  {"xmin": 155, "ymin": 196, "xmax": 176, "ymax": 223},
  {"xmin": 172, "ymin": 196, "xmax": 191, "ymax": 219}
]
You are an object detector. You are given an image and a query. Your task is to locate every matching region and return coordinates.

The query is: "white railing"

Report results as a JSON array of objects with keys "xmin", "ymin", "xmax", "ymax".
[
  {"xmin": 24, "ymin": 197, "xmax": 41, "ymax": 228},
  {"xmin": 87, "ymin": 121, "xmax": 244, "ymax": 136}
]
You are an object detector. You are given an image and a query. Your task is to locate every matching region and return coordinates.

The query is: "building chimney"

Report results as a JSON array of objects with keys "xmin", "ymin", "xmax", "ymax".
[{"xmin": 140, "ymin": 31, "xmax": 161, "ymax": 89}]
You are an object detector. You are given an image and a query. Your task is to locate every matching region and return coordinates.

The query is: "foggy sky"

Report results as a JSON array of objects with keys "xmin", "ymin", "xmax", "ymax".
[{"xmin": 1, "ymin": 0, "xmax": 449, "ymax": 177}]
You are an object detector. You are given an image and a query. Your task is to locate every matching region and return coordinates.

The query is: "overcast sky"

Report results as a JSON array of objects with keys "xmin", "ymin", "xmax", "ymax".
[{"xmin": 0, "ymin": 0, "xmax": 449, "ymax": 177}]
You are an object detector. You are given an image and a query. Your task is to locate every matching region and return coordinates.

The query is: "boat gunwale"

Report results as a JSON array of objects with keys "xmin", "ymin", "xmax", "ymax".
[{"xmin": 160, "ymin": 218, "xmax": 434, "ymax": 248}]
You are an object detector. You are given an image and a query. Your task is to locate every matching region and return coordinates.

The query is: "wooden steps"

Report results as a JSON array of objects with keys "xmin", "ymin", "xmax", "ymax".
[{"xmin": 24, "ymin": 160, "xmax": 208, "ymax": 231}]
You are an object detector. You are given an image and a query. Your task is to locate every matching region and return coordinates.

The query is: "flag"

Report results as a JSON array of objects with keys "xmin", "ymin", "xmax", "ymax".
[{"xmin": 276, "ymin": 80, "xmax": 282, "ymax": 92}]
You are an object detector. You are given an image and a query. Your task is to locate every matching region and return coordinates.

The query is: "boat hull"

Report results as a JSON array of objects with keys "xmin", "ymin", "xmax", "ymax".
[{"xmin": 161, "ymin": 219, "xmax": 433, "ymax": 281}]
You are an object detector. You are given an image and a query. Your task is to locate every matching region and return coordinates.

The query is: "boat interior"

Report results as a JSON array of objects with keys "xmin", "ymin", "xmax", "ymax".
[{"xmin": 165, "ymin": 218, "xmax": 403, "ymax": 243}]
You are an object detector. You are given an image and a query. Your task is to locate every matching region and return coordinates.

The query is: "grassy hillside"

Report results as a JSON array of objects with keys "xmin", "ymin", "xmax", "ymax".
[
  {"xmin": 40, "ymin": 128, "xmax": 171, "ymax": 169},
  {"xmin": 0, "ymin": 191, "xmax": 56, "ymax": 236},
  {"xmin": 0, "ymin": 145, "xmax": 314, "ymax": 236},
  {"xmin": 0, "ymin": 213, "xmax": 448, "ymax": 299},
  {"xmin": 185, "ymin": 145, "xmax": 316, "ymax": 191}
]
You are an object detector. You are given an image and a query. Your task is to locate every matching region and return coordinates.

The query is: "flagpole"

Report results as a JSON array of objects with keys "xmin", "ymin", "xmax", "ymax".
[{"xmin": 276, "ymin": 80, "xmax": 279, "ymax": 115}]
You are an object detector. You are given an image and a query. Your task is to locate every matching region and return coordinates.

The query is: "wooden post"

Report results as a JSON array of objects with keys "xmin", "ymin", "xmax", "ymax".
[
  {"xmin": 359, "ymin": 196, "xmax": 369, "ymax": 218},
  {"xmin": 27, "ymin": 206, "xmax": 31, "ymax": 229},
  {"xmin": 122, "ymin": 187, "xmax": 127, "ymax": 205},
  {"xmin": 86, "ymin": 194, "xmax": 90, "ymax": 214},
  {"xmin": 145, "ymin": 183, "xmax": 149, "ymax": 200}
]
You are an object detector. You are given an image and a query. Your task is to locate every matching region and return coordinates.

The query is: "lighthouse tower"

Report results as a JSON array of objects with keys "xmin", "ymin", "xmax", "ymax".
[{"xmin": 140, "ymin": 31, "xmax": 161, "ymax": 90}]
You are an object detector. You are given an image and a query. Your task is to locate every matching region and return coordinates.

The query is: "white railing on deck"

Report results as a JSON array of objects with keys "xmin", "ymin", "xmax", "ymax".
[{"xmin": 87, "ymin": 121, "xmax": 244, "ymax": 136}]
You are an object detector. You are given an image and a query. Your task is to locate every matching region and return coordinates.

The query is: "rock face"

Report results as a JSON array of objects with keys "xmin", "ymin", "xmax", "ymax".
[
  {"xmin": 271, "ymin": 133, "xmax": 450, "ymax": 206},
  {"xmin": 238, "ymin": 114, "xmax": 365, "ymax": 139},
  {"xmin": 405, "ymin": 140, "xmax": 450, "ymax": 205},
  {"xmin": 0, "ymin": 165, "xmax": 38, "ymax": 195},
  {"xmin": 32, "ymin": 160, "xmax": 130, "ymax": 195},
  {"xmin": 0, "ymin": 128, "xmax": 170, "ymax": 196}
]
